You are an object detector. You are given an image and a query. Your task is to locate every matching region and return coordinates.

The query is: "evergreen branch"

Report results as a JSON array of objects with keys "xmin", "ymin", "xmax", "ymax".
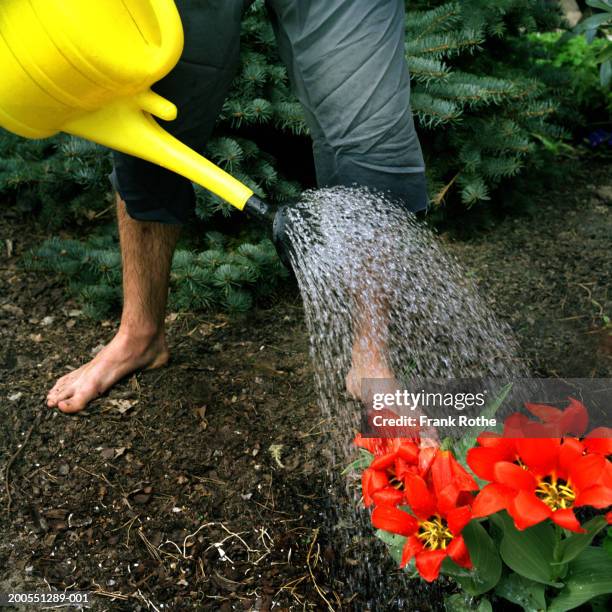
[
  {"xmin": 407, "ymin": 56, "xmax": 451, "ymax": 83},
  {"xmin": 410, "ymin": 91, "xmax": 463, "ymax": 127},
  {"xmin": 406, "ymin": 29, "xmax": 484, "ymax": 59},
  {"xmin": 406, "ymin": 3, "xmax": 463, "ymax": 40}
]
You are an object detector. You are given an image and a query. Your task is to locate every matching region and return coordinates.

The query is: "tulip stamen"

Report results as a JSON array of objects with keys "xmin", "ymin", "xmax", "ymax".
[
  {"xmin": 535, "ymin": 475, "xmax": 576, "ymax": 511},
  {"xmin": 417, "ymin": 515, "xmax": 453, "ymax": 551},
  {"xmin": 388, "ymin": 468, "xmax": 404, "ymax": 491}
]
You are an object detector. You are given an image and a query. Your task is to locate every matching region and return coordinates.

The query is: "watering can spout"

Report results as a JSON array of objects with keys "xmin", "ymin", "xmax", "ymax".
[{"xmin": 63, "ymin": 92, "xmax": 255, "ymax": 211}]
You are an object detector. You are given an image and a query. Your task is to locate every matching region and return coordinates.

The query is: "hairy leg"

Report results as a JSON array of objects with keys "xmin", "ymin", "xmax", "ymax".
[
  {"xmin": 345, "ymin": 289, "xmax": 394, "ymax": 401},
  {"xmin": 345, "ymin": 256, "xmax": 438, "ymax": 446},
  {"xmin": 47, "ymin": 195, "xmax": 180, "ymax": 413}
]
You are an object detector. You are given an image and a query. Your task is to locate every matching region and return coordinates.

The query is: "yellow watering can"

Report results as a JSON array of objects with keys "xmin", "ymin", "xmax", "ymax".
[{"xmin": 0, "ymin": 0, "xmax": 279, "ymax": 225}]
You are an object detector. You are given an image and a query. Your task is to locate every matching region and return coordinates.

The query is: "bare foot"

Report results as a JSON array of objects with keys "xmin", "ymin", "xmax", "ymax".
[
  {"xmin": 346, "ymin": 360, "xmax": 394, "ymax": 403},
  {"xmin": 346, "ymin": 344, "xmax": 439, "ymax": 447},
  {"xmin": 47, "ymin": 330, "xmax": 168, "ymax": 413}
]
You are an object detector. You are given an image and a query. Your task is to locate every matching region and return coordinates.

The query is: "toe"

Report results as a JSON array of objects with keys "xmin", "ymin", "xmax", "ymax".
[
  {"xmin": 58, "ymin": 395, "xmax": 87, "ymax": 414},
  {"xmin": 49, "ymin": 383, "xmax": 76, "ymax": 407},
  {"xmin": 47, "ymin": 370, "xmax": 80, "ymax": 401},
  {"xmin": 57, "ymin": 383, "xmax": 101, "ymax": 414}
]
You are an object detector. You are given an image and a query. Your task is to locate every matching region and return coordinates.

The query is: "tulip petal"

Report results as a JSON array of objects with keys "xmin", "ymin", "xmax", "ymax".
[
  {"xmin": 446, "ymin": 505, "xmax": 472, "ymax": 535},
  {"xmin": 583, "ymin": 429, "xmax": 612, "ymax": 456},
  {"xmin": 397, "ymin": 441, "xmax": 419, "ymax": 463},
  {"xmin": 432, "ymin": 451, "xmax": 477, "ymax": 503},
  {"xmin": 472, "ymin": 483, "xmax": 515, "ymax": 518},
  {"xmin": 431, "ymin": 451, "xmax": 454, "ymax": 493},
  {"xmin": 467, "ymin": 446, "xmax": 512, "ymax": 481},
  {"xmin": 569, "ymin": 453, "xmax": 605, "ymax": 491},
  {"xmin": 477, "ymin": 432, "xmax": 514, "ymax": 453},
  {"xmin": 552, "ymin": 508, "xmax": 585, "ymax": 533},
  {"xmin": 370, "ymin": 453, "xmax": 396, "ymax": 471},
  {"xmin": 574, "ymin": 485, "xmax": 612, "ymax": 509},
  {"xmin": 493, "ymin": 461, "xmax": 537, "ymax": 491},
  {"xmin": 447, "ymin": 535, "xmax": 472, "ymax": 569},
  {"xmin": 372, "ymin": 487, "xmax": 404, "ymax": 506},
  {"xmin": 415, "ymin": 549, "xmax": 447, "ymax": 582},
  {"xmin": 509, "ymin": 490, "xmax": 552, "ymax": 530},
  {"xmin": 371, "ymin": 505, "xmax": 418, "ymax": 536},
  {"xmin": 558, "ymin": 438, "xmax": 584, "ymax": 476},
  {"xmin": 515, "ymin": 438, "xmax": 561, "ymax": 475},
  {"xmin": 400, "ymin": 535, "xmax": 422, "ymax": 568},
  {"xmin": 362, "ymin": 469, "xmax": 389, "ymax": 507},
  {"xmin": 418, "ymin": 446, "xmax": 437, "ymax": 476},
  {"xmin": 404, "ymin": 473, "xmax": 436, "ymax": 519},
  {"xmin": 558, "ymin": 398, "xmax": 589, "ymax": 437},
  {"xmin": 525, "ymin": 402, "xmax": 562, "ymax": 422}
]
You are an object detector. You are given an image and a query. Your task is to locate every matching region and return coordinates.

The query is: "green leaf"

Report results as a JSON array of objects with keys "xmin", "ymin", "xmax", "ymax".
[
  {"xmin": 492, "ymin": 513, "xmax": 561, "ymax": 586},
  {"xmin": 342, "ymin": 449, "xmax": 373, "ymax": 475},
  {"xmin": 575, "ymin": 12, "xmax": 612, "ymax": 33},
  {"xmin": 586, "ymin": 1, "xmax": 612, "ymax": 13},
  {"xmin": 452, "ymin": 383, "xmax": 512, "ymax": 465},
  {"xmin": 443, "ymin": 521, "xmax": 502, "ymax": 596},
  {"xmin": 603, "ymin": 527, "xmax": 612, "ymax": 558},
  {"xmin": 548, "ymin": 547, "xmax": 612, "ymax": 612},
  {"xmin": 375, "ymin": 529, "xmax": 406, "ymax": 567},
  {"xmin": 495, "ymin": 572, "xmax": 547, "ymax": 612},
  {"xmin": 444, "ymin": 592, "xmax": 492, "ymax": 612},
  {"xmin": 553, "ymin": 516, "xmax": 607, "ymax": 566}
]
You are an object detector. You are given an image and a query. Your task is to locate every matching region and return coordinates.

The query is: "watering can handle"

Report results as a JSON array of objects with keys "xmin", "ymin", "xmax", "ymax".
[
  {"xmin": 63, "ymin": 91, "xmax": 254, "ymax": 210},
  {"xmin": 145, "ymin": 0, "xmax": 185, "ymax": 76}
]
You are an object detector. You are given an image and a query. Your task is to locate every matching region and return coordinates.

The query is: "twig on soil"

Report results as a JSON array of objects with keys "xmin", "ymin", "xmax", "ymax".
[
  {"xmin": 136, "ymin": 589, "xmax": 161, "ymax": 612},
  {"xmin": 109, "ymin": 513, "xmax": 140, "ymax": 547},
  {"xmin": 90, "ymin": 581, "xmax": 130, "ymax": 601},
  {"xmin": 298, "ymin": 417, "xmax": 330, "ymax": 438},
  {"xmin": 75, "ymin": 465, "xmax": 115, "ymax": 489},
  {"xmin": 306, "ymin": 528, "xmax": 335, "ymax": 612},
  {"xmin": 275, "ymin": 574, "xmax": 308, "ymax": 606},
  {"xmin": 4, "ymin": 411, "xmax": 43, "ymax": 514},
  {"xmin": 138, "ymin": 527, "xmax": 163, "ymax": 563}
]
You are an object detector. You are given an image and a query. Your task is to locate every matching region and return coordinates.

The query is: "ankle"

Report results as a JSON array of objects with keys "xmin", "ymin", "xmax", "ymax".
[{"xmin": 116, "ymin": 324, "xmax": 165, "ymax": 348}]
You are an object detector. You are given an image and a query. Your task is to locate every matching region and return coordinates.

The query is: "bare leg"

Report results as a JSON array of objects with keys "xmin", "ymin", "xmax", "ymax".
[
  {"xmin": 345, "ymin": 292, "xmax": 394, "ymax": 401},
  {"xmin": 47, "ymin": 195, "xmax": 179, "ymax": 413},
  {"xmin": 345, "ymin": 258, "xmax": 438, "ymax": 446}
]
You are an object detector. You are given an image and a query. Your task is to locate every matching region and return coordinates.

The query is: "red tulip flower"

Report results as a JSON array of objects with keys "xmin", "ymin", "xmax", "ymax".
[
  {"xmin": 469, "ymin": 437, "xmax": 612, "ymax": 532},
  {"xmin": 521, "ymin": 397, "xmax": 589, "ymax": 437},
  {"xmin": 355, "ymin": 434, "xmax": 426, "ymax": 507},
  {"xmin": 371, "ymin": 451, "xmax": 478, "ymax": 582}
]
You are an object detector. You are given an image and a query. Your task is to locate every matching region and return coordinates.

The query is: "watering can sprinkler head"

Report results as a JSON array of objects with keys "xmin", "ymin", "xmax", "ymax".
[{"xmin": 243, "ymin": 196, "xmax": 294, "ymax": 271}]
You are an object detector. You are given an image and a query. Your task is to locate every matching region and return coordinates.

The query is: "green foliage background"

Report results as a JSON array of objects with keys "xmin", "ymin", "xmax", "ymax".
[{"xmin": 1, "ymin": 0, "xmax": 608, "ymax": 317}]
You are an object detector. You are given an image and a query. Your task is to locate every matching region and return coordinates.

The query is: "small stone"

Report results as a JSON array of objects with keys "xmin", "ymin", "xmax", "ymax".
[
  {"xmin": 595, "ymin": 185, "xmax": 612, "ymax": 202},
  {"xmin": 2, "ymin": 304, "xmax": 24, "ymax": 317},
  {"xmin": 8, "ymin": 392, "xmax": 22, "ymax": 402},
  {"xmin": 91, "ymin": 344, "xmax": 105, "ymax": 356},
  {"xmin": 41, "ymin": 316, "xmax": 55, "ymax": 326},
  {"xmin": 58, "ymin": 464, "xmax": 70, "ymax": 476}
]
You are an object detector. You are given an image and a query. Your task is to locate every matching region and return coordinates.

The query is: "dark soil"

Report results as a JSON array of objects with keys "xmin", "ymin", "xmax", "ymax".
[{"xmin": 0, "ymin": 159, "xmax": 610, "ymax": 611}]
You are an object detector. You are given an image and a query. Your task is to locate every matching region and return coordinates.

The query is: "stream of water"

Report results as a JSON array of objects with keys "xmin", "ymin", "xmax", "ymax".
[{"xmin": 283, "ymin": 187, "xmax": 526, "ymax": 610}]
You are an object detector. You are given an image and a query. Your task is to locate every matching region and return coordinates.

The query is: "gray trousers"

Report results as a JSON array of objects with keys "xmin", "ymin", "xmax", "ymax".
[{"xmin": 110, "ymin": 0, "xmax": 427, "ymax": 224}]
